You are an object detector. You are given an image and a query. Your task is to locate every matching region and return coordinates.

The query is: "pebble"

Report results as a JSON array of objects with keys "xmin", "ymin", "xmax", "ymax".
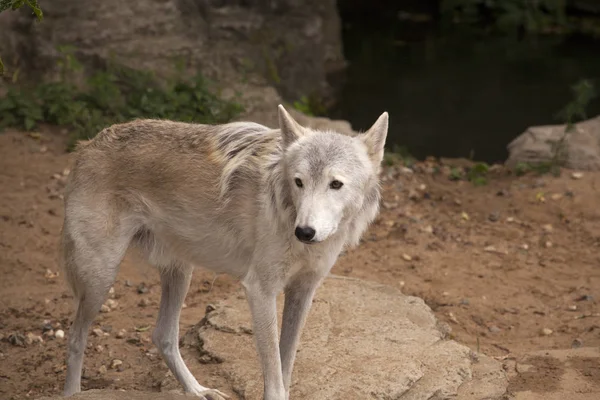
[
  {"xmin": 461, "ymin": 211, "xmax": 469, "ymax": 221},
  {"xmin": 544, "ymin": 241, "xmax": 553, "ymax": 248},
  {"xmin": 137, "ymin": 283, "xmax": 148, "ymax": 294},
  {"xmin": 521, "ymin": 243, "xmax": 529, "ymax": 250},
  {"xmin": 488, "ymin": 325, "xmax": 501, "ymax": 334},
  {"xmin": 44, "ymin": 269, "xmax": 59, "ymax": 279},
  {"xmin": 488, "ymin": 212, "xmax": 500, "ymax": 222},
  {"xmin": 110, "ymin": 359, "xmax": 123, "ymax": 369},
  {"xmin": 571, "ymin": 172, "xmax": 584, "ymax": 180},
  {"xmin": 108, "ymin": 287, "xmax": 115, "ymax": 298},
  {"xmin": 43, "ymin": 329, "xmax": 55, "ymax": 339},
  {"xmin": 100, "ymin": 304, "xmax": 111, "ymax": 313},
  {"xmin": 400, "ymin": 167, "xmax": 414, "ymax": 175},
  {"xmin": 26, "ymin": 332, "xmax": 44, "ymax": 345},
  {"xmin": 422, "ymin": 225, "xmax": 434, "ymax": 234},
  {"xmin": 92, "ymin": 328, "xmax": 105, "ymax": 337},
  {"xmin": 540, "ymin": 328, "xmax": 553, "ymax": 336},
  {"xmin": 408, "ymin": 189, "xmax": 420, "ymax": 201},
  {"xmin": 567, "ymin": 305, "xmax": 578, "ymax": 311},
  {"xmin": 402, "ymin": 253, "xmax": 412, "ymax": 261},
  {"xmin": 571, "ymin": 338, "xmax": 583, "ymax": 348},
  {"xmin": 542, "ymin": 224, "xmax": 553, "ymax": 233},
  {"xmin": 55, "ymin": 329, "xmax": 65, "ymax": 339},
  {"xmin": 95, "ymin": 345, "xmax": 104, "ymax": 353},
  {"xmin": 139, "ymin": 298, "xmax": 150, "ymax": 308},
  {"xmin": 116, "ymin": 329, "xmax": 127, "ymax": 339},
  {"xmin": 447, "ymin": 312, "xmax": 459, "ymax": 324},
  {"xmin": 98, "ymin": 365, "xmax": 108, "ymax": 374},
  {"xmin": 105, "ymin": 299, "xmax": 119, "ymax": 310}
]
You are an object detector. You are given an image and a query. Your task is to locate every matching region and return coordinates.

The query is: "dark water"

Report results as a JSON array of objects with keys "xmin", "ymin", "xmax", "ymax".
[{"xmin": 331, "ymin": 18, "xmax": 600, "ymax": 163}]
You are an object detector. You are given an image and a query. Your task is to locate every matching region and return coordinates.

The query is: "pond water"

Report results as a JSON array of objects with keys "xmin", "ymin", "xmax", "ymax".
[{"xmin": 331, "ymin": 13, "xmax": 600, "ymax": 163}]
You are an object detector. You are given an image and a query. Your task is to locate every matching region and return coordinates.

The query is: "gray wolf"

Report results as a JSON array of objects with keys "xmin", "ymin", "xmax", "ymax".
[{"xmin": 61, "ymin": 105, "xmax": 389, "ymax": 399}]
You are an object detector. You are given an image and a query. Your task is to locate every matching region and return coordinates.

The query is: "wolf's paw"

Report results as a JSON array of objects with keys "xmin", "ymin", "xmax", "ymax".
[{"xmin": 193, "ymin": 388, "xmax": 230, "ymax": 400}]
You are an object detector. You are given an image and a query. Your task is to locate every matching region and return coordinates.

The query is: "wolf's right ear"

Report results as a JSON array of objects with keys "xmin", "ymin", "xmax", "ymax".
[
  {"xmin": 278, "ymin": 104, "xmax": 306, "ymax": 148},
  {"xmin": 360, "ymin": 111, "xmax": 389, "ymax": 164}
]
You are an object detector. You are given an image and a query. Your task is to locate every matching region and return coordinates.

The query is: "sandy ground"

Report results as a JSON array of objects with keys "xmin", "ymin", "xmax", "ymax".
[{"xmin": 0, "ymin": 128, "xmax": 599, "ymax": 399}]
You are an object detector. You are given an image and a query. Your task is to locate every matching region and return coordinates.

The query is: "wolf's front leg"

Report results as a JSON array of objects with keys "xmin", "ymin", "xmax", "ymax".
[
  {"xmin": 279, "ymin": 272, "xmax": 322, "ymax": 399},
  {"xmin": 244, "ymin": 281, "xmax": 286, "ymax": 400}
]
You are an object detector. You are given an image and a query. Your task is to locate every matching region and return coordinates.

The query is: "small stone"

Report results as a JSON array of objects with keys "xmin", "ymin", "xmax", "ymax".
[
  {"xmin": 55, "ymin": 329, "xmax": 65, "ymax": 339},
  {"xmin": 506, "ymin": 217, "xmax": 515, "ymax": 223},
  {"xmin": 461, "ymin": 211, "xmax": 469, "ymax": 221},
  {"xmin": 408, "ymin": 189, "xmax": 420, "ymax": 201},
  {"xmin": 125, "ymin": 280, "xmax": 132, "ymax": 287},
  {"xmin": 422, "ymin": 225, "xmax": 434, "ymax": 234},
  {"xmin": 418, "ymin": 183, "xmax": 427, "ymax": 191},
  {"xmin": 100, "ymin": 304, "xmax": 110, "ymax": 313},
  {"xmin": 540, "ymin": 328, "xmax": 553, "ymax": 336},
  {"xmin": 40, "ymin": 145, "xmax": 48, "ymax": 153},
  {"xmin": 521, "ymin": 243, "xmax": 529, "ymax": 250},
  {"xmin": 182, "ymin": 303, "xmax": 188, "ymax": 309},
  {"xmin": 488, "ymin": 325, "xmax": 501, "ymax": 334},
  {"xmin": 442, "ymin": 291, "xmax": 450, "ymax": 296},
  {"xmin": 550, "ymin": 193, "xmax": 563, "ymax": 201},
  {"xmin": 571, "ymin": 338, "xmax": 583, "ymax": 348},
  {"xmin": 571, "ymin": 172, "xmax": 583, "ymax": 180},
  {"xmin": 92, "ymin": 328, "xmax": 105, "ymax": 337},
  {"xmin": 137, "ymin": 283, "xmax": 148, "ymax": 294},
  {"xmin": 62, "ymin": 168, "xmax": 70, "ymax": 176},
  {"xmin": 488, "ymin": 212, "xmax": 500, "ymax": 222},
  {"xmin": 43, "ymin": 329, "xmax": 55, "ymax": 339},
  {"xmin": 105, "ymin": 299, "xmax": 118, "ymax": 310},
  {"xmin": 108, "ymin": 287, "xmax": 115, "ymax": 298},
  {"xmin": 402, "ymin": 253, "xmax": 412, "ymax": 261},
  {"xmin": 567, "ymin": 305, "xmax": 578, "ymax": 311},
  {"xmin": 545, "ymin": 241, "xmax": 553, "ymax": 248},
  {"xmin": 98, "ymin": 365, "xmax": 108, "ymax": 374},
  {"xmin": 447, "ymin": 312, "xmax": 459, "ymax": 324},
  {"xmin": 116, "ymin": 329, "xmax": 127, "ymax": 339},
  {"xmin": 110, "ymin": 359, "xmax": 123, "ymax": 369},
  {"xmin": 542, "ymin": 224, "xmax": 553, "ymax": 233},
  {"xmin": 399, "ymin": 281, "xmax": 405, "ymax": 287},
  {"xmin": 138, "ymin": 298, "xmax": 150, "ymax": 308},
  {"xmin": 44, "ymin": 269, "xmax": 59, "ymax": 279},
  {"xmin": 400, "ymin": 167, "xmax": 414, "ymax": 175},
  {"xmin": 26, "ymin": 332, "xmax": 43, "ymax": 344},
  {"xmin": 95, "ymin": 345, "xmax": 104, "ymax": 353}
]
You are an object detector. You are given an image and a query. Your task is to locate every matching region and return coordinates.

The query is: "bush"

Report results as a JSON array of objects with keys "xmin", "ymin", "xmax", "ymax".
[{"xmin": 0, "ymin": 50, "xmax": 244, "ymax": 149}]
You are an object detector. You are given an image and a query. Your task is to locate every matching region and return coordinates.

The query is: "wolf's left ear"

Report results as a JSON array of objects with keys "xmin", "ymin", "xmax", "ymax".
[
  {"xmin": 278, "ymin": 104, "xmax": 306, "ymax": 148},
  {"xmin": 360, "ymin": 112, "xmax": 389, "ymax": 163}
]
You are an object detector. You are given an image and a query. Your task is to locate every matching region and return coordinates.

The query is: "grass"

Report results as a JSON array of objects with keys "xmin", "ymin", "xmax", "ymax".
[{"xmin": 0, "ymin": 49, "xmax": 243, "ymax": 149}]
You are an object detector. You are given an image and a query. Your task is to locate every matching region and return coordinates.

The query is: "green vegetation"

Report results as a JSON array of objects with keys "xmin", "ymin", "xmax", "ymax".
[
  {"xmin": 383, "ymin": 145, "xmax": 416, "ymax": 167},
  {"xmin": 0, "ymin": 0, "xmax": 43, "ymax": 75},
  {"xmin": 292, "ymin": 94, "xmax": 327, "ymax": 117},
  {"xmin": 441, "ymin": 0, "xmax": 600, "ymax": 37},
  {"xmin": 0, "ymin": 48, "xmax": 243, "ymax": 149}
]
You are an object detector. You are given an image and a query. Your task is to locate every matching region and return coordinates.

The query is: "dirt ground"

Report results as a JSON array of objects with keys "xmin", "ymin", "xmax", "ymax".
[{"xmin": 1, "ymin": 128, "xmax": 599, "ymax": 399}]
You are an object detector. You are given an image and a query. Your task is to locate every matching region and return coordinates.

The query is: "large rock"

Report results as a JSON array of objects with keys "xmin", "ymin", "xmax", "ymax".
[
  {"xmin": 505, "ymin": 116, "xmax": 600, "ymax": 170},
  {"xmin": 180, "ymin": 277, "xmax": 508, "ymax": 400},
  {"xmin": 0, "ymin": 0, "xmax": 345, "ymax": 102}
]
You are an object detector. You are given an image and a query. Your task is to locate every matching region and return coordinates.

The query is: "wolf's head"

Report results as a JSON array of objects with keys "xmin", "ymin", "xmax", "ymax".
[{"xmin": 278, "ymin": 105, "xmax": 388, "ymax": 245}]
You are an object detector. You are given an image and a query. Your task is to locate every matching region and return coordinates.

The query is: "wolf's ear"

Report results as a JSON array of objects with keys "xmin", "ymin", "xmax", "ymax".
[
  {"xmin": 278, "ymin": 104, "xmax": 306, "ymax": 148},
  {"xmin": 360, "ymin": 111, "xmax": 389, "ymax": 163}
]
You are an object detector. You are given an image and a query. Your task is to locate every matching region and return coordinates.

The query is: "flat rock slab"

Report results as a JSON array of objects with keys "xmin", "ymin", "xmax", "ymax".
[
  {"xmin": 184, "ymin": 277, "xmax": 508, "ymax": 400},
  {"xmin": 37, "ymin": 389, "xmax": 195, "ymax": 400}
]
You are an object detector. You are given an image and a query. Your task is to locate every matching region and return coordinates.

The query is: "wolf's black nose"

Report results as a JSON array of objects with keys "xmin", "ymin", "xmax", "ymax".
[{"xmin": 295, "ymin": 226, "xmax": 316, "ymax": 242}]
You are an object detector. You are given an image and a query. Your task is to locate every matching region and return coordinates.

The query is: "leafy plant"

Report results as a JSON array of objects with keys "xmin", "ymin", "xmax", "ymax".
[
  {"xmin": 0, "ymin": 48, "xmax": 244, "ymax": 149},
  {"xmin": 466, "ymin": 162, "xmax": 489, "ymax": 186},
  {"xmin": 292, "ymin": 94, "xmax": 327, "ymax": 117},
  {"xmin": 441, "ymin": 0, "xmax": 568, "ymax": 35},
  {"xmin": 0, "ymin": 0, "xmax": 44, "ymax": 75}
]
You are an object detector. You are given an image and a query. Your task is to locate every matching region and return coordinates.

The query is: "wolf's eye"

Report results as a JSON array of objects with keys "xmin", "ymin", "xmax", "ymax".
[
  {"xmin": 330, "ymin": 180, "xmax": 343, "ymax": 190},
  {"xmin": 295, "ymin": 178, "xmax": 303, "ymax": 188}
]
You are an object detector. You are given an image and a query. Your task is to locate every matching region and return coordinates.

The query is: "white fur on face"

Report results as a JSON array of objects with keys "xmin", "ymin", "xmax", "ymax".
[{"xmin": 285, "ymin": 132, "xmax": 374, "ymax": 243}]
